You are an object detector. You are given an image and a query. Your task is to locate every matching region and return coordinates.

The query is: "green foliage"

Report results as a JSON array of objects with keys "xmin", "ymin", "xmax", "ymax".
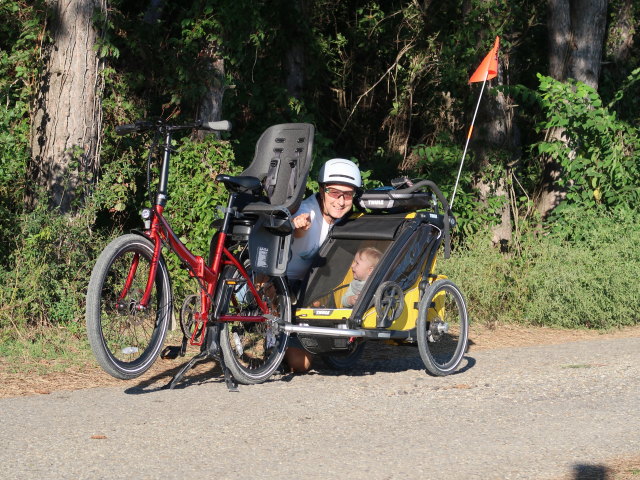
[
  {"xmin": 0, "ymin": 105, "xmax": 29, "ymax": 263},
  {"xmin": 441, "ymin": 206, "xmax": 640, "ymax": 329},
  {"xmin": 522, "ymin": 206, "xmax": 640, "ymax": 328},
  {"xmin": 411, "ymin": 143, "xmax": 463, "ymax": 183},
  {"xmin": 1, "ymin": 0, "xmax": 638, "ymax": 348},
  {"xmin": 0, "ymin": 194, "xmax": 106, "ymax": 330},
  {"xmin": 408, "ymin": 141, "xmax": 517, "ymax": 241},
  {"xmin": 0, "ymin": 0, "xmax": 45, "ymax": 263},
  {"xmin": 439, "ymin": 230, "xmax": 516, "ymax": 327},
  {"xmin": 531, "ymin": 74, "xmax": 640, "ymax": 212}
]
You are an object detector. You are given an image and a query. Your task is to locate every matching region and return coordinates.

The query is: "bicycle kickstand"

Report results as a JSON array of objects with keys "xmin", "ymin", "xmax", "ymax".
[
  {"xmin": 165, "ymin": 349, "xmax": 209, "ymax": 390},
  {"xmin": 206, "ymin": 324, "xmax": 239, "ymax": 392},
  {"xmin": 166, "ymin": 324, "xmax": 239, "ymax": 392},
  {"xmin": 217, "ymin": 354, "xmax": 239, "ymax": 392}
]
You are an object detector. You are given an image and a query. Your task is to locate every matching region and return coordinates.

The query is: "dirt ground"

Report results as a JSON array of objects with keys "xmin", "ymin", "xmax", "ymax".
[
  {"xmin": 2, "ymin": 322, "xmax": 639, "ymax": 399},
  {"xmin": 2, "ymin": 323, "xmax": 639, "ymax": 478}
]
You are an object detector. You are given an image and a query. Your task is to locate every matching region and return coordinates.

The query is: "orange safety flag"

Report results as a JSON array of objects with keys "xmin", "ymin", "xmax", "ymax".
[{"xmin": 469, "ymin": 36, "xmax": 499, "ymax": 83}]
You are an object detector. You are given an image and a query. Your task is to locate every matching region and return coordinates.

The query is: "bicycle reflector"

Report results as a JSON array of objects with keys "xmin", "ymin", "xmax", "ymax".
[{"xmin": 141, "ymin": 208, "xmax": 152, "ymax": 228}]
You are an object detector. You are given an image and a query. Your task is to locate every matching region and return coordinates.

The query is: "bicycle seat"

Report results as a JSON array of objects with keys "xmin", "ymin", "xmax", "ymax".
[
  {"xmin": 216, "ymin": 174, "xmax": 263, "ymax": 194},
  {"xmin": 234, "ymin": 123, "xmax": 314, "ymax": 277}
]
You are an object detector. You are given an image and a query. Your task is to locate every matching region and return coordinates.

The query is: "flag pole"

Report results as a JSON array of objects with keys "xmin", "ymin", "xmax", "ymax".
[
  {"xmin": 450, "ymin": 73, "xmax": 488, "ymax": 209},
  {"xmin": 450, "ymin": 35, "xmax": 499, "ymax": 209}
]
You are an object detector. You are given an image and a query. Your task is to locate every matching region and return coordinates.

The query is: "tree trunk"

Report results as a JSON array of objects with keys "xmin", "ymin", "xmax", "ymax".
[
  {"xmin": 471, "ymin": 85, "xmax": 519, "ymax": 247},
  {"xmin": 143, "ymin": 0, "xmax": 164, "ymax": 24},
  {"xmin": 284, "ymin": 0, "xmax": 308, "ymax": 101},
  {"xmin": 548, "ymin": 0, "xmax": 608, "ymax": 88},
  {"xmin": 29, "ymin": 0, "xmax": 105, "ymax": 214},
  {"xmin": 195, "ymin": 47, "xmax": 225, "ymax": 141},
  {"xmin": 537, "ymin": 0, "xmax": 608, "ymax": 218},
  {"xmin": 607, "ymin": 0, "xmax": 635, "ymax": 63},
  {"xmin": 286, "ymin": 43, "xmax": 305, "ymax": 100}
]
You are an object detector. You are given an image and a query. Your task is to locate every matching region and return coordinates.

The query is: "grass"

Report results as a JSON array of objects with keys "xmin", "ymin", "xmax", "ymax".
[
  {"xmin": 440, "ymin": 207, "xmax": 640, "ymax": 330},
  {"xmin": 0, "ymin": 324, "xmax": 189, "ymax": 377},
  {"xmin": 0, "ymin": 325, "xmax": 95, "ymax": 375}
]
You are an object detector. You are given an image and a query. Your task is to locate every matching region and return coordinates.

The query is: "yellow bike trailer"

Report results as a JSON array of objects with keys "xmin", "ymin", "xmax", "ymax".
[{"xmin": 286, "ymin": 179, "xmax": 469, "ymax": 376}]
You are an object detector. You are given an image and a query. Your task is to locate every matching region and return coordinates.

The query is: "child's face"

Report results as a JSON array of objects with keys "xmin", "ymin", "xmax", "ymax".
[{"xmin": 351, "ymin": 252, "xmax": 375, "ymax": 281}]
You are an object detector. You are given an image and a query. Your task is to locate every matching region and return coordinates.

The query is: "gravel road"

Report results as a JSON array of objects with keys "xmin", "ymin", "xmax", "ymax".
[{"xmin": 1, "ymin": 336, "xmax": 638, "ymax": 480}]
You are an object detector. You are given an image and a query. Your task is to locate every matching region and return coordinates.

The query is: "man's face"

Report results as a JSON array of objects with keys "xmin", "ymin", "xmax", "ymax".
[
  {"xmin": 351, "ymin": 252, "xmax": 374, "ymax": 281},
  {"xmin": 321, "ymin": 183, "xmax": 355, "ymax": 220}
]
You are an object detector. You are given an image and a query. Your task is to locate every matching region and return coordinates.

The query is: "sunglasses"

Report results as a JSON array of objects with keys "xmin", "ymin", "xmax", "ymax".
[{"xmin": 324, "ymin": 187, "xmax": 356, "ymax": 200}]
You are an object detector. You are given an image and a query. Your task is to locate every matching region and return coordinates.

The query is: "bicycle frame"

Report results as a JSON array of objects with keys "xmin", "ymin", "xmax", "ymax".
[{"xmin": 120, "ymin": 126, "xmax": 269, "ymax": 346}]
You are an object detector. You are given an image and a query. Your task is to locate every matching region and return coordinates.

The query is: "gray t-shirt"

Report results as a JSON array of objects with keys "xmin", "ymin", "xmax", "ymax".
[
  {"xmin": 287, "ymin": 195, "xmax": 332, "ymax": 281},
  {"xmin": 341, "ymin": 278, "xmax": 366, "ymax": 307}
]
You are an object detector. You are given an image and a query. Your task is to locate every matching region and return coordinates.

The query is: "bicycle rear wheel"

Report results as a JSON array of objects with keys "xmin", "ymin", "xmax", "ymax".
[
  {"xmin": 86, "ymin": 234, "xmax": 172, "ymax": 379},
  {"xmin": 416, "ymin": 279, "xmax": 469, "ymax": 376},
  {"xmin": 219, "ymin": 261, "xmax": 290, "ymax": 384}
]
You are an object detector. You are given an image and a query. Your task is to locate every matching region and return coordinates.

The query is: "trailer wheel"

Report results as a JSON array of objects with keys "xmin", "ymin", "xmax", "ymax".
[{"xmin": 416, "ymin": 279, "xmax": 469, "ymax": 376}]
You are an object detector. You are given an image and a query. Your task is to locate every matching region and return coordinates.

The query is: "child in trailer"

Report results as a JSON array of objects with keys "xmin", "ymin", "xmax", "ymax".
[{"xmin": 341, "ymin": 246, "xmax": 382, "ymax": 308}]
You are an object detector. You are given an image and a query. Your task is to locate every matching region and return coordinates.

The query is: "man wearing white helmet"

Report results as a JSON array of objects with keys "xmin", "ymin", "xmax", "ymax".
[
  {"xmin": 285, "ymin": 158, "xmax": 362, "ymax": 372},
  {"xmin": 287, "ymin": 158, "xmax": 362, "ymax": 282}
]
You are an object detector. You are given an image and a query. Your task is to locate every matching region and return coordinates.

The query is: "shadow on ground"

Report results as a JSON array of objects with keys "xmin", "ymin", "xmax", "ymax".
[
  {"xmin": 122, "ymin": 341, "xmax": 477, "ymax": 394},
  {"xmin": 124, "ymin": 358, "xmax": 224, "ymax": 395},
  {"xmin": 571, "ymin": 463, "xmax": 610, "ymax": 479}
]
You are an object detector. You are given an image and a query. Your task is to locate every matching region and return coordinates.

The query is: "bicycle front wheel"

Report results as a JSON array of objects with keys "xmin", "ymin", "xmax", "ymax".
[
  {"xmin": 219, "ymin": 262, "xmax": 290, "ymax": 385},
  {"xmin": 86, "ymin": 234, "xmax": 172, "ymax": 379},
  {"xmin": 416, "ymin": 279, "xmax": 469, "ymax": 376}
]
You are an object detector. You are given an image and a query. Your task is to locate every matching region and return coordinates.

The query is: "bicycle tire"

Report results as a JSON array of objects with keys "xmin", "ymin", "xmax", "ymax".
[
  {"xmin": 86, "ymin": 234, "xmax": 172, "ymax": 379},
  {"xmin": 219, "ymin": 261, "xmax": 290, "ymax": 385},
  {"xmin": 416, "ymin": 279, "xmax": 469, "ymax": 376}
]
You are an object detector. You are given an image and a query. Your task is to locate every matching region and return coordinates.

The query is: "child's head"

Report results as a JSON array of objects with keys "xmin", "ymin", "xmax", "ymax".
[{"xmin": 351, "ymin": 247, "xmax": 382, "ymax": 281}]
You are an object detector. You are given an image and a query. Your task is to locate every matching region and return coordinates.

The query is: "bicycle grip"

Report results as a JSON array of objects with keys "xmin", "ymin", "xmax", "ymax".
[
  {"xmin": 201, "ymin": 120, "xmax": 232, "ymax": 132},
  {"xmin": 115, "ymin": 123, "xmax": 138, "ymax": 135},
  {"xmin": 115, "ymin": 120, "xmax": 155, "ymax": 135}
]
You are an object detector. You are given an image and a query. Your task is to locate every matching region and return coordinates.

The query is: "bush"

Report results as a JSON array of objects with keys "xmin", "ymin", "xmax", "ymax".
[
  {"xmin": 530, "ymin": 74, "xmax": 640, "ymax": 213},
  {"xmin": 439, "ymin": 230, "xmax": 521, "ymax": 327},
  {"xmin": 0, "ymin": 130, "xmax": 241, "ymax": 358},
  {"xmin": 0, "ymin": 197, "xmax": 106, "ymax": 331},
  {"xmin": 522, "ymin": 207, "xmax": 640, "ymax": 328},
  {"xmin": 440, "ymin": 206, "xmax": 640, "ymax": 329}
]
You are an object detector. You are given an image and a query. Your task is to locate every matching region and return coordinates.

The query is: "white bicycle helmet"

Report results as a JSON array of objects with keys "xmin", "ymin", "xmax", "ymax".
[{"xmin": 318, "ymin": 158, "xmax": 362, "ymax": 188}]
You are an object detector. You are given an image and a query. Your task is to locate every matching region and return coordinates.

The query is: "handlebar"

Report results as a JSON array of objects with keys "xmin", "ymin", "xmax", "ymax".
[
  {"xmin": 117, "ymin": 118, "xmax": 232, "ymax": 209},
  {"xmin": 115, "ymin": 120, "xmax": 155, "ymax": 135},
  {"xmin": 389, "ymin": 179, "xmax": 454, "ymax": 259},
  {"xmin": 115, "ymin": 119, "xmax": 232, "ymax": 136},
  {"xmin": 388, "ymin": 179, "xmax": 451, "ymax": 214}
]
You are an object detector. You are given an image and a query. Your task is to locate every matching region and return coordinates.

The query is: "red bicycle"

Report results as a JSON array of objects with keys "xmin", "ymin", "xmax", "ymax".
[{"xmin": 86, "ymin": 119, "xmax": 314, "ymax": 389}]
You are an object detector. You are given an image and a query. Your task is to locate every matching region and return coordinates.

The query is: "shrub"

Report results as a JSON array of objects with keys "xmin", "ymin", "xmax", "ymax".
[
  {"xmin": 440, "ymin": 206, "xmax": 640, "ymax": 329},
  {"xmin": 439, "ymin": 229, "xmax": 522, "ymax": 327},
  {"xmin": 531, "ymin": 74, "xmax": 640, "ymax": 213},
  {"xmin": 0, "ymin": 197, "xmax": 106, "ymax": 331},
  {"xmin": 521, "ymin": 207, "xmax": 640, "ymax": 328}
]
